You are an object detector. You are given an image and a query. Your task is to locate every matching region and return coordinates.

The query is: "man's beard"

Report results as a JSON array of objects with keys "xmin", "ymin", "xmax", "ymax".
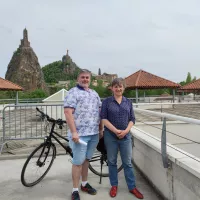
[{"xmin": 79, "ymin": 82, "xmax": 90, "ymax": 88}]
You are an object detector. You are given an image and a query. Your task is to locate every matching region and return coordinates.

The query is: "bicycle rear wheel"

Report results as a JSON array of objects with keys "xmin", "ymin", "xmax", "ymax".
[
  {"xmin": 89, "ymin": 136, "xmax": 134, "ymax": 177},
  {"xmin": 89, "ymin": 150, "xmax": 123, "ymax": 177},
  {"xmin": 21, "ymin": 143, "xmax": 56, "ymax": 187}
]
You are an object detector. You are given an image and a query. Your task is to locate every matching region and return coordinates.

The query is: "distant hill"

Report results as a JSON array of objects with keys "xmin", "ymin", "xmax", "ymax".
[{"xmin": 42, "ymin": 51, "xmax": 81, "ymax": 83}]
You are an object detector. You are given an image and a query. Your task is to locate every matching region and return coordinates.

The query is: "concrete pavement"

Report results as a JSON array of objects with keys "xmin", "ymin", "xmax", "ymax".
[{"xmin": 0, "ymin": 155, "xmax": 162, "ymax": 200}]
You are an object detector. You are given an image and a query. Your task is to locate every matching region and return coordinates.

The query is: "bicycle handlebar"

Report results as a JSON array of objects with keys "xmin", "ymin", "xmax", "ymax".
[{"xmin": 36, "ymin": 107, "xmax": 66, "ymax": 125}]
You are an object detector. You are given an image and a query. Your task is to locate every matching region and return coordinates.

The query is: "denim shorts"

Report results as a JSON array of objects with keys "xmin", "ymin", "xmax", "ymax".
[{"xmin": 69, "ymin": 134, "xmax": 99, "ymax": 165}]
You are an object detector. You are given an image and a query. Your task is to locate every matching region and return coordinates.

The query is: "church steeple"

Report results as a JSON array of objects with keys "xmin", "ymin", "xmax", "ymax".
[
  {"xmin": 23, "ymin": 28, "xmax": 28, "ymax": 41},
  {"xmin": 98, "ymin": 68, "xmax": 101, "ymax": 75},
  {"xmin": 20, "ymin": 28, "xmax": 30, "ymax": 47}
]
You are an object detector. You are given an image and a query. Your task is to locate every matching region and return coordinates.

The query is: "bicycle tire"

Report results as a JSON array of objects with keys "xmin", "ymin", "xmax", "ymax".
[
  {"xmin": 88, "ymin": 150, "xmax": 123, "ymax": 177},
  {"xmin": 21, "ymin": 143, "xmax": 56, "ymax": 187},
  {"xmin": 89, "ymin": 136, "xmax": 134, "ymax": 177},
  {"xmin": 89, "ymin": 162, "xmax": 123, "ymax": 177}
]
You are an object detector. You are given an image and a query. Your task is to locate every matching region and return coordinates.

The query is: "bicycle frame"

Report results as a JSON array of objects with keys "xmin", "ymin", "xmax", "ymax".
[{"xmin": 44, "ymin": 121, "xmax": 73, "ymax": 157}]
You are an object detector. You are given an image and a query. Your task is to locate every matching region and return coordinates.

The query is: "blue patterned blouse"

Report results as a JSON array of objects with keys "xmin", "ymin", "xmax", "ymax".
[{"xmin": 100, "ymin": 96, "xmax": 135, "ymax": 131}]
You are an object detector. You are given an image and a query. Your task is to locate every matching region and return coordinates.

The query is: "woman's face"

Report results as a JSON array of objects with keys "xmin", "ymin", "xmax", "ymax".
[{"xmin": 112, "ymin": 83, "xmax": 124, "ymax": 97}]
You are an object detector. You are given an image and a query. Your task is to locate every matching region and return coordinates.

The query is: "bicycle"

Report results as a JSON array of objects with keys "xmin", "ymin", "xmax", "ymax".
[{"xmin": 21, "ymin": 107, "xmax": 124, "ymax": 187}]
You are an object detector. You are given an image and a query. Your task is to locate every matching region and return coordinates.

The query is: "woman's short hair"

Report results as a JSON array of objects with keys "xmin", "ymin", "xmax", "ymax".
[{"xmin": 111, "ymin": 78, "xmax": 125, "ymax": 87}]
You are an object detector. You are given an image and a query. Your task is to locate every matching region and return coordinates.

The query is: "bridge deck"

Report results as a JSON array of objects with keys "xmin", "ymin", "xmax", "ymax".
[{"xmin": 0, "ymin": 155, "xmax": 162, "ymax": 200}]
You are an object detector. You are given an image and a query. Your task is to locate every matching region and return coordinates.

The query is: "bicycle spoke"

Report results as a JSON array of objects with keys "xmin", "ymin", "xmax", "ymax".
[
  {"xmin": 21, "ymin": 143, "xmax": 55, "ymax": 187},
  {"xmin": 89, "ymin": 149, "xmax": 123, "ymax": 177}
]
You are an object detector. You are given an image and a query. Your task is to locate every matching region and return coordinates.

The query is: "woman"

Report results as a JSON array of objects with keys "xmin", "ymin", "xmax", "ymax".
[{"xmin": 100, "ymin": 78, "xmax": 143, "ymax": 199}]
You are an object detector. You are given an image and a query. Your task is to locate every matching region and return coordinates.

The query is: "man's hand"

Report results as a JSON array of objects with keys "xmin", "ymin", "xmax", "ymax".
[
  {"xmin": 72, "ymin": 132, "xmax": 79, "ymax": 143},
  {"xmin": 117, "ymin": 130, "xmax": 128, "ymax": 139}
]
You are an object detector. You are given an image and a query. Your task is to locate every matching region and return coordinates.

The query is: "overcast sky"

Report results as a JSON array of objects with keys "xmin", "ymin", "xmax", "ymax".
[{"xmin": 0, "ymin": 0, "xmax": 200, "ymax": 82}]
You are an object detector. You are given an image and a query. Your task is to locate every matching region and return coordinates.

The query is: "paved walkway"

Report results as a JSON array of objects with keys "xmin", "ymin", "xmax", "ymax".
[{"xmin": 0, "ymin": 155, "xmax": 162, "ymax": 200}]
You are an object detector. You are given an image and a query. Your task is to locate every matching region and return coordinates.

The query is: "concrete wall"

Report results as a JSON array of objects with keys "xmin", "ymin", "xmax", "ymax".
[{"xmin": 131, "ymin": 127, "xmax": 200, "ymax": 200}]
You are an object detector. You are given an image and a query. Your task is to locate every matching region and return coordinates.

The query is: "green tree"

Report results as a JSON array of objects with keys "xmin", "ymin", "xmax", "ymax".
[
  {"xmin": 90, "ymin": 80, "xmax": 111, "ymax": 97},
  {"xmin": 179, "ymin": 81, "xmax": 186, "ymax": 86},
  {"xmin": 193, "ymin": 76, "xmax": 197, "ymax": 81},
  {"xmin": 67, "ymin": 80, "xmax": 77, "ymax": 90},
  {"xmin": 186, "ymin": 72, "xmax": 192, "ymax": 84},
  {"xmin": 29, "ymin": 89, "xmax": 48, "ymax": 98}
]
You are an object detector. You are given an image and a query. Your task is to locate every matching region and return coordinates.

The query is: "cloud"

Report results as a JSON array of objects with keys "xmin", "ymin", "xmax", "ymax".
[
  {"xmin": 0, "ymin": 0, "xmax": 200, "ymax": 82},
  {"xmin": 0, "ymin": 25, "xmax": 12, "ymax": 34}
]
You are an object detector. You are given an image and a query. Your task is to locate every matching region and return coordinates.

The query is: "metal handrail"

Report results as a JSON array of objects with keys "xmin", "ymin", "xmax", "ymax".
[
  {"xmin": 133, "ymin": 102, "xmax": 200, "ymax": 106},
  {"xmin": 134, "ymin": 107, "xmax": 200, "ymax": 125}
]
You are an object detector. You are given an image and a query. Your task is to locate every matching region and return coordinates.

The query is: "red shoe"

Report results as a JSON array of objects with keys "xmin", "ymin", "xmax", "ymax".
[
  {"xmin": 110, "ymin": 186, "xmax": 118, "ymax": 197},
  {"xmin": 129, "ymin": 188, "xmax": 144, "ymax": 199}
]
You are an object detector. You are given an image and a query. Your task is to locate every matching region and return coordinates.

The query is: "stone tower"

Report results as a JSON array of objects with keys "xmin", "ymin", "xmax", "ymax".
[
  {"xmin": 5, "ymin": 28, "xmax": 47, "ymax": 92},
  {"xmin": 98, "ymin": 68, "xmax": 101, "ymax": 75},
  {"xmin": 20, "ymin": 28, "xmax": 30, "ymax": 48}
]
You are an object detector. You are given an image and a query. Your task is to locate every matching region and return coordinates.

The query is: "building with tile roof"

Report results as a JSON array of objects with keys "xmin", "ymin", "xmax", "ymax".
[
  {"xmin": 125, "ymin": 70, "xmax": 180, "ymax": 89},
  {"xmin": 0, "ymin": 77, "xmax": 23, "ymax": 91},
  {"xmin": 0, "ymin": 77, "xmax": 23, "ymax": 104},
  {"xmin": 178, "ymin": 79, "xmax": 200, "ymax": 92},
  {"xmin": 125, "ymin": 70, "xmax": 180, "ymax": 103}
]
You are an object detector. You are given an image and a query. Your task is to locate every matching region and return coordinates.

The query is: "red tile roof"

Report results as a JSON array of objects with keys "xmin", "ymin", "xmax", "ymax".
[
  {"xmin": 0, "ymin": 77, "xmax": 23, "ymax": 91},
  {"xmin": 179, "ymin": 79, "xmax": 200, "ymax": 91},
  {"xmin": 125, "ymin": 70, "xmax": 180, "ymax": 89}
]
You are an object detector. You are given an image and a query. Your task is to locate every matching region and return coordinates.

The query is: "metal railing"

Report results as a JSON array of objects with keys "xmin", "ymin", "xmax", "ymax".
[
  {"xmin": 0, "ymin": 98, "xmax": 44, "ymax": 105},
  {"xmin": 0, "ymin": 104, "xmax": 67, "ymax": 154},
  {"xmin": 133, "ymin": 102, "xmax": 200, "ymax": 120},
  {"xmin": 134, "ymin": 107, "xmax": 200, "ymax": 168}
]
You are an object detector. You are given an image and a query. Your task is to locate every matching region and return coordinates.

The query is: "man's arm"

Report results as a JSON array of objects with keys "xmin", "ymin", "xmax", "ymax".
[
  {"xmin": 99, "ymin": 121, "xmax": 104, "ymax": 138},
  {"xmin": 64, "ymin": 107, "xmax": 79, "ymax": 143}
]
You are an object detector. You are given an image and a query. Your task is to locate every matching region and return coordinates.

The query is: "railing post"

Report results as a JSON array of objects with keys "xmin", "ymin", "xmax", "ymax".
[
  {"xmin": 2, "ymin": 106, "xmax": 6, "ymax": 143},
  {"xmin": 15, "ymin": 91, "xmax": 19, "ymax": 105},
  {"xmin": 0, "ymin": 107, "xmax": 6, "ymax": 154},
  {"xmin": 161, "ymin": 117, "xmax": 169, "ymax": 168}
]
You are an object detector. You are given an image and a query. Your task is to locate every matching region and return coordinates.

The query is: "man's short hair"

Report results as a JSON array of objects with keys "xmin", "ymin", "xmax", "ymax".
[{"xmin": 78, "ymin": 69, "xmax": 91, "ymax": 76}]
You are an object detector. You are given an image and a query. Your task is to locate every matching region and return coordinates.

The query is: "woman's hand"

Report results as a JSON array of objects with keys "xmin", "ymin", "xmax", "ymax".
[
  {"xmin": 115, "ymin": 129, "xmax": 121, "ymax": 136},
  {"xmin": 117, "ymin": 130, "xmax": 128, "ymax": 139}
]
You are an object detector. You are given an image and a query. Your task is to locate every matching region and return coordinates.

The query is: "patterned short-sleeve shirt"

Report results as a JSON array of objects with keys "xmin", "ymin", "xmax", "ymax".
[{"xmin": 64, "ymin": 85, "xmax": 101, "ymax": 137}]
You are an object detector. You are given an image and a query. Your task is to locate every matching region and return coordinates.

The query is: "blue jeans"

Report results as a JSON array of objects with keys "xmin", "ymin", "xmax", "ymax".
[{"xmin": 104, "ymin": 130, "xmax": 136, "ymax": 190}]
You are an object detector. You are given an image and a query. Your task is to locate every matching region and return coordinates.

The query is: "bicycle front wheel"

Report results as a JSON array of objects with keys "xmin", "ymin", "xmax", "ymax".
[
  {"xmin": 89, "ymin": 150, "xmax": 123, "ymax": 177},
  {"xmin": 21, "ymin": 143, "xmax": 56, "ymax": 187}
]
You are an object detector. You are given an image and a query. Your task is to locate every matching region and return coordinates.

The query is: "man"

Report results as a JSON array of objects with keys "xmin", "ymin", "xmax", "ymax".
[{"xmin": 64, "ymin": 70, "xmax": 103, "ymax": 200}]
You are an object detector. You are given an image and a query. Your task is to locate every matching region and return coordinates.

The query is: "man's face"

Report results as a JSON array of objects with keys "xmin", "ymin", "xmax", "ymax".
[{"xmin": 77, "ymin": 72, "xmax": 91, "ymax": 89}]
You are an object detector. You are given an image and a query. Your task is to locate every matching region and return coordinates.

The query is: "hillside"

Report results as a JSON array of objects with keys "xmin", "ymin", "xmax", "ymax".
[{"xmin": 42, "ymin": 51, "xmax": 81, "ymax": 83}]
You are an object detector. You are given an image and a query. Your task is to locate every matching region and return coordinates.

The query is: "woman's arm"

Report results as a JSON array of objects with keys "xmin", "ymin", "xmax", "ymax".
[
  {"xmin": 102, "ymin": 119, "xmax": 121, "ymax": 135},
  {"xmin": 118, "ymin": 121, "xmax": 133, "ymax": 139},
  {"xmin": 118, "ymin": 100, "xmax": 135, "ymax": 139}
]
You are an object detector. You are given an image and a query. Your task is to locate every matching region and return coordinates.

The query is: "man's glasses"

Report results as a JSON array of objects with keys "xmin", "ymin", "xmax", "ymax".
[{"xmin": 80, "ymin": 76, "xmax": 90, "ymax": 79}]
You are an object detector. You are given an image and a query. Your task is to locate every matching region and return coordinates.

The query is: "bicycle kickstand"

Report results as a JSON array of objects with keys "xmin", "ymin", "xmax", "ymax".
[{"xmin": 99, "ymin": 159, "xmax": 103, "ymax": 184}]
